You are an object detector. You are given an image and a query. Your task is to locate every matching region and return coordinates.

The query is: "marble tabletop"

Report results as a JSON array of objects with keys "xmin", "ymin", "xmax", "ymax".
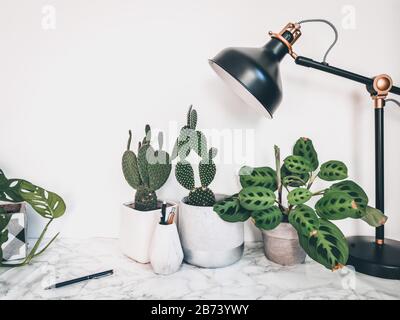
[{"xmin": 0, "ymin": 238, "xmax": 399, "ymax": 300}]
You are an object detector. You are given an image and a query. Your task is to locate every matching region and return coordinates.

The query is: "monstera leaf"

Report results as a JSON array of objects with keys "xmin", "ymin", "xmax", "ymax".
[
  {"xmin": 300, "ymin": 219, "xmax": 349, "ymax": 270},
  {"xmin": 293, "ymin": 137, "xmax": 319, "ymax": 171},
  {"xmin": 289, "ymin": 204, "xmax": 319, "ymax": 237},
  {"xmin": 284, "ymin": 155, "xmax": 313, "ymax": 174},
  {"xmin": 19, "ymin": 181, "xmax": 66, "ymax": 219},
  {"xmin": 239, "ymin": 166, "xmax": 277, "ymax": 191},
  {"xmin": 329, "ymin": 180, "xmax": 368, "ymax": 218},
  {"xmin": 238, "ymin": 186, "xmax": 275, "ymax": 211},
  {"xmin": 0, "ymin": 170, "xmax": 24, "ymax": 203},
  {"xmin": 361, "ymin": 206, "xmax": 388, "ymax": 227},
  {"xmin": 281, "ymin": 166, "xmax": 309, "ymax": 187},
  {"xmin": 213, "ymin": 195, "xmax": 251, "ymax": 222},
  {"xmin": 287, "ymin": 188, "xmax": 313, "ymax": 205},
  {"xmin": 318, "ymin": 161, "xmax": 348, "ymax": 181},
  {"xmin": 315, "ymin": 191, "xmax": 359, "ymax": 220},
  {"xmin": 251, "ymin": 206, "xmax": 282, "ymax": 230}
]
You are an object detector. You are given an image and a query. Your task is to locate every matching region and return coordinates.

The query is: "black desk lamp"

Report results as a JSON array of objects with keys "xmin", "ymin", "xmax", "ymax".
[{"xmin": 209, "ymin": 20, "xmax": 400, "ymax": 279}]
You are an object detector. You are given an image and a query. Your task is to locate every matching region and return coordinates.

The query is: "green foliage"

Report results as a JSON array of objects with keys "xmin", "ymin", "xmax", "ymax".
[
  {"xmin": 315, "ymin": 191, "xmax": 359, "ymax": 220},
  {"xmin": 281, "ymin": 166, "xmax": 309, "ymax": 187},
  {"xmin": 0, "ymin": 169, "xmax": 66, "ymax": 267},
  {"xmin": 174, "ymin": 106, "xmax": 217, "ymax": 207},
  {"xmin": 251, "ymin": 206, "xmax": 282, "ymax": 230},
  {"xmin": 300, "ymin": 219, "xmax": 349, "ymax": 270},
  {"xmin": 329, "ymin": 180, "xmax": 368, "ymax": 218},
  {"xmin": 239, "ymin": 166, "xmax": 277, "ymax": 191},
  {"xmin": 289, "ymin": 204, "xmax": 319, "ymax": 237},
  {"xmin": 213, "ymin": 136, "xmax": 381, "ymax": 271},
  {"xmin": 239, "ymin": 186, "xmax": 275, "ymax": 211},
  {"xmin": 122, "ymin": 125, "xmax": 172, "ymax": 211},
  {"xmin": 213, "ymin": 194, "xmax": 253, "ymax": 223},
  {"xmin": 284, "ymin": 155, "xmax": 313, "ymax": 174},
  {"xmin": 361, "ymin": 206, "xmax": 388, "ymax": 227},
  {"xmin": 293, "ymin": 137, "xmax": 319, "ymax": 171},
  {"xmin": 318, "ymin": 161, "xmax": 348, "ymax": 181},
  {"xmin": 287, "ymin": 188, "xmax": 312, "ymax": 205}
]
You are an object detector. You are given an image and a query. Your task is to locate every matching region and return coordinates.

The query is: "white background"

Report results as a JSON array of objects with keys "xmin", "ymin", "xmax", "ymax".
[{"xmin": 1, "ymin": 0, "xmax": 399, "ymax": 241}]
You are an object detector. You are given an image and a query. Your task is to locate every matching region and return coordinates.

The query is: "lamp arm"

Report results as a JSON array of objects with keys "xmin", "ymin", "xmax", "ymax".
[{"xmin": 295, "ymin": 56, "xmax": 400, "ymax": 96}]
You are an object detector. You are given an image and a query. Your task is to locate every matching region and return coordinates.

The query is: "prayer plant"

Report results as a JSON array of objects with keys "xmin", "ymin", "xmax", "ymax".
[{"xmin": 213, "ymin": 137, "xmax": 387, "ymax": 270}]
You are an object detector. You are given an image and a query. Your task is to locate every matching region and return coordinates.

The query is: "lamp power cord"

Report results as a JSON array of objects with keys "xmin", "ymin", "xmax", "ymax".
[
  {"xmin": 298, "ymin": 19, "xmax": 338, "ymax": 65},
  {"xmin": 386, "ymin": 99, "xmax": 400, "ymax": 108}
]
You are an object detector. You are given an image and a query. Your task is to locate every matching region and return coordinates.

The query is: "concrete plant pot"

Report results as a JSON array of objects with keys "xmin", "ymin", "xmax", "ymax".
[
  {"xmin": 178, "ymin": 194, "xmax": 244, "ymax": 268},
  {"xmin": 120, "ymin": 200, "xmax": 178, "ymax": 263},
  {"xmin": 261, "ymin": 222, "xmax": 306, "ymax": 266}
]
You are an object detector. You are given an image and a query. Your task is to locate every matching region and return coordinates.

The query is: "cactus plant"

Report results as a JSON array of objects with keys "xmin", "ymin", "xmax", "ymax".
[
  {"xmin": 173, "ymin": 106, "xmax": 217, "ymax": 207},
  {"xmin": 122, "ymin": 125, "xmax": 172, "ymax": 211},
  {"xmin": 214, "ymin": 137, "xmax": 387, "ymax": 271},
  {"xmin": 0, "ymin": 169, "xmax": 66, "ymax": 267}
]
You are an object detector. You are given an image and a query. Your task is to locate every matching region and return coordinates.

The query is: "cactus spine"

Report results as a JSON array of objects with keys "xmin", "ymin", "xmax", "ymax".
[
  {"xmin": 174, "ymin": 106, "xmax": 217, "ymax": 207},
  {"xmin": 122, "ymin": 125, "xmax": 172, "ymax": 211}
]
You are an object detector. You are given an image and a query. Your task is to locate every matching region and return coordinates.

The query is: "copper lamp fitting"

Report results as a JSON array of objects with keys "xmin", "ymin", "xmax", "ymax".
[{"xmin": 269, "ymin": 22, "xmax": 302, "ymax": 59}]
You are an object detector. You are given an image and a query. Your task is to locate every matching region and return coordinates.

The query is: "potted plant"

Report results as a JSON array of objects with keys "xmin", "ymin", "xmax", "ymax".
[
  {"xmin": 173, "ymin": 106, "xmax": 244, "ymax": 268},
  {"xmin": 214, "ymin": 137, "xmax": 387, "ymax": 270},
  {"xmin": 0, "ymin": 169, "xmax": 66, "ymax": 266},
  {"xmin": 121, "ymin": 125, "xmax": 176, "ymax": 263}
]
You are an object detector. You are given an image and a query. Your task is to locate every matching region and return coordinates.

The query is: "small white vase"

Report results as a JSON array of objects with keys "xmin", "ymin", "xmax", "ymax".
[
  {"xmin": 120, "ymin": 200, "xmax": 178, "ymax": 263},
  {"xmin": 150, "ymin": 223, "xmax": 183, "ymax": 275}
]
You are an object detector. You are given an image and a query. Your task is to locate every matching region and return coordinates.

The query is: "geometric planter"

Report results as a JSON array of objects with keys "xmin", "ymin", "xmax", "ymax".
[
  {"xmin": 0, "ymin": 202, "xmax": 27, "ymax": 261},
  {"xmin": 120, "ymin": 200, "xmax": 178, "ymax": 264}
]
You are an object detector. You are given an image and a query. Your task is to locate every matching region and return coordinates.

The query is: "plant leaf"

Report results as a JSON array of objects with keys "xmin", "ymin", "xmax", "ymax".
[
  {"xmin": 289, "ymin": 204, "xmax": 319, "ymax": 237},
  {"xmin": 361, "ymin": 206, "xmax": 388, "ymax": 227},
  {"xmin": 315, "ymin": 191, "xmax": 358, "ymax": 220},
  {"xmin": 287, "ymin": 188, "xmax": 312, "ymax": 205},
  {"xmin": 284, "ymin": 155, "xmax": 313, "ymax": 174},
  {"xmin": 318, "ymin": 160, "xmax": 348, "ymax": 181},
  {"xmin": 19, "ymin": 181, "xmax": 66, "ymax": 219},
  {"xmin": 214, "ymin": 195, "xmax": 250, "ymax": 222},
  {"xmin": 239, "ymin": 186, "xmax": 276, "ymax": 211},
  {"xmin": 0, "ymin": 170, "xmax": 24, "ymax": 202},
  {"xmin": 329, "ymin": 180, "xmax": 368, "ymax": 218},
  {"xmin": 300, "ymin": 219, "xmax": 349, "ymax": 270},
  {"xmin": 281, "ymin": 166, "xmax": 309, "ymax": 187},
  {"xmin": 199, "ymin": 159, "xmax": 216, "ymax": 187},
  {"xmin": 239, "ymin": 166, "xmax": 277, "ymax": 191},
  {"xmin": 251, "ymin": 206, "xmax": 282, "ymax": 230},
  {"xmin": 293, "ymin": 137, "xmax": 319, "ymax": 171}
]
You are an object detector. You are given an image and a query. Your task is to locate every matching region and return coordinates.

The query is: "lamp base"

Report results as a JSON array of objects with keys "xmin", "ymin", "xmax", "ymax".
[{"xmin": 347, "ymin": 236, "xmax": 400, "ymax": 279}]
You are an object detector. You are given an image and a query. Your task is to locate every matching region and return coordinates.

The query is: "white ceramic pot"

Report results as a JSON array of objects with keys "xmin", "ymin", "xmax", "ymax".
[
  {"xmin": 261, "ymin": 222, "xmax": 306, "ymax": 266},
  {"xmin": 178, "ymin": 195, "xmax": 244, "ymax": 268},
  {"xmin": 150, "ymin": 223, "xmax": 183, "ymax": 275},
  {"xmin": 120, "ymin": 200, "xmax": 178, "ymax": 263}
]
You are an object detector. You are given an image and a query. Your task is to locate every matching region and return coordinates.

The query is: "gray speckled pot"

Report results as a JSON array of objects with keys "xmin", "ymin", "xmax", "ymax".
[{"xmin": 262, "ymin": 222, "xmax": 306, "ymax": 266}]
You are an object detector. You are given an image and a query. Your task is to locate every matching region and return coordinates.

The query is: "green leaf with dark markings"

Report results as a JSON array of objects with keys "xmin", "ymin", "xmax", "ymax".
[
  {"xmin": 214, "ymin": 195, "xmax": 250, "ymax": 222},
  {"xmin": 318, "ymin": 161, "xmax": 348, "ymax": 181},
  {"xmin": 289, "ymin": 204, "xmax": 319, "ymax": 237},
  {"xmin": 239, "ymin": 166, "xmax": 277, "ymax": 191},
  {"xmin": 287, "ymin": 188, "xmax": 312, "ymax": 205},
  {"xmin": 239, "ymin": 186, "xmax": 276, "ymax": 211},
  {"xmin": 315, "ymin": 191, "xmax": 359, "ymax": 220},
  {"xmin": 284, "ymin": 155, "xmax": 313, "ymax": 174},
  {"xmin": 293, "ymin": 137, "xmax": 319, "ymax": 171},
  {"xmin": 251, "ymin": 206, "xmax": 282, "ymax": 230}
]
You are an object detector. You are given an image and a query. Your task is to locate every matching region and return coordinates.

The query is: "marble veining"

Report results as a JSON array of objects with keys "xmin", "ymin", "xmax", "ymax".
[{"xmin": 0, "ymin": 238, "xmax": 399, "ymax": 300}]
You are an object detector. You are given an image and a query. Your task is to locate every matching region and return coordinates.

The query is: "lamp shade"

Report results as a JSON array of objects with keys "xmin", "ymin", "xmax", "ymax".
[{"xmin": 209, "ymin": 37, "xmax": 291, "ymax": 118}]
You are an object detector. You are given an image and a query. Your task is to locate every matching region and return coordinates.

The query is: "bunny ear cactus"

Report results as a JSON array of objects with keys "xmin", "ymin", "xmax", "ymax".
[
  {"xmin": 122, "ymin": 125, "xmax": 172, "ymax": 211},
  {"xmin": 214, "ymin": 137, "xmax": 387, "ymax": 271},
  {"xmin": 0, "ymin": 169, "xmax": 66, "ymax": 267},
  {"xmin": 174, "ymin": 106, "xmax": 217, "ymax": 207}
]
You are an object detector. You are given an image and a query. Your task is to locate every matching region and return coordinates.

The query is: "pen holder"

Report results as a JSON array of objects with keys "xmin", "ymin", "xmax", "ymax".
[{"xmin": 149, "ymin": 223, "xmax": 183, "ymax": 275}]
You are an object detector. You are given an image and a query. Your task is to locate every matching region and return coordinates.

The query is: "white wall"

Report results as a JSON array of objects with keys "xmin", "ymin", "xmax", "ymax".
[{"xmin": 1, "ymin": 0, "xmax": 399, "ymax": 241}]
